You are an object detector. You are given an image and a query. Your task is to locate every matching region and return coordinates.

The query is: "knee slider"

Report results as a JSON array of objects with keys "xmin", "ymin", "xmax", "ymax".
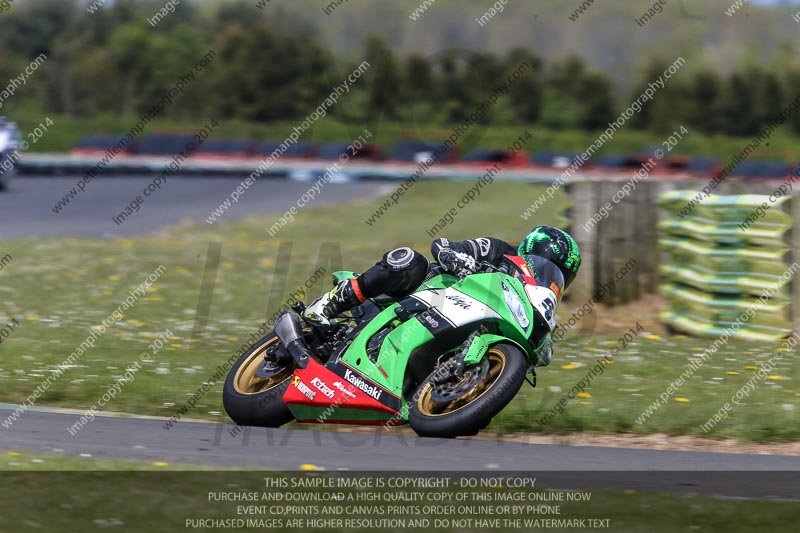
[
  {"xmin": 384, "ymin": 247, "xmax": 418, "ymax": 271},
  {"xmin": 382, "ymin": 247, "xmax": 429, "ymax": 295}
]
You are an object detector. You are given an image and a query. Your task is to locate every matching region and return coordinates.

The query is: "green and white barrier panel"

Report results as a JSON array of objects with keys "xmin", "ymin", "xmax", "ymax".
[{"xmin": 658, "ymin": 191, "xmax": 793, "ymax": 341}]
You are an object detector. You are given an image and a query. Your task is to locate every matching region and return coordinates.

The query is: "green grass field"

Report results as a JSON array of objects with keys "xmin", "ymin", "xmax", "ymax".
[
  {"xmin": 0, "ymin": 181, "xmax": 797, "ymax": 442},
  {"xmin": 0, "ymin": 451, "xmax": 219, "ymax": 471}
]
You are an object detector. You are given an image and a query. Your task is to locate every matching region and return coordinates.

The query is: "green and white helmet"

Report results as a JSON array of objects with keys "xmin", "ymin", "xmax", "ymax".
[{"xmin": 518, "ymin": 225, "xmax": 581, "ymax": 289}]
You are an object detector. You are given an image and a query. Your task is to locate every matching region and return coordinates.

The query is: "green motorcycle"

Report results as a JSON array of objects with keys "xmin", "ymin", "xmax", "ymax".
[{"xmin": 223, "ymin": 257, "xmax": 557, "ymax": 438}]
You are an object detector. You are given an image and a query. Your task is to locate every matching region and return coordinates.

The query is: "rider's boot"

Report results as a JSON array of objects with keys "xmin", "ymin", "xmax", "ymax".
[{"xmin": 302, "ymin": 279, "xmax": 365, "ymax": 326}]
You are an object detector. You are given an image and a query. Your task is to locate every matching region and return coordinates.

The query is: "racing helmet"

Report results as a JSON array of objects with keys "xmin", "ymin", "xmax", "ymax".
[{"xmin": 518, "ymin": 225, "xmax": 581, "ymax": 290}]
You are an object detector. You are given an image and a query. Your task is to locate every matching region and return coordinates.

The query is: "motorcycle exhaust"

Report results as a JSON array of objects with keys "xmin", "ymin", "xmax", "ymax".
[{"xmin": 274, "ymin": 312, "xmax": 315, "ymax": 369}]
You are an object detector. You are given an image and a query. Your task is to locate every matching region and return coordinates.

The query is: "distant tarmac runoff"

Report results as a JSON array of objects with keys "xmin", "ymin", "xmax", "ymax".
[{"xmin": 0, "ymin": 175, "xmax": 393, "ymax": 238}]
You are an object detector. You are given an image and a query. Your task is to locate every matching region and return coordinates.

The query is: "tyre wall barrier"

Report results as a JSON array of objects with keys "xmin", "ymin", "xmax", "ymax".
[{"xmin": 657, "ymin": 190, "xmax": 794, "ymax": 341}]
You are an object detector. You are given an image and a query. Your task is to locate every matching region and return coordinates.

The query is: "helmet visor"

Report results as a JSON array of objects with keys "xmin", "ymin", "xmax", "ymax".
[{"xmin": 521, "ymin": 255, "xmax": 572, "ymax": 296}]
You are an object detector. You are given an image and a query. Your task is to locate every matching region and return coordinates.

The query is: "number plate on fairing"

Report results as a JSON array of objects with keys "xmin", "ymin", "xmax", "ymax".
[{"xmin": 525, "ymin": 285, "xmax": 557, "ymax": 331}]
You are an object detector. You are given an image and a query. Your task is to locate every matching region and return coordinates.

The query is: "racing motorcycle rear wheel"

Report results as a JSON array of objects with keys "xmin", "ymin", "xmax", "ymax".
[
  {"xmin": 223, "ymin": 333, "xmax": 295, "ymax": 427},
  {"xmin": 409, "ymin": 343, "xmax": 526, "ymax": 438}
]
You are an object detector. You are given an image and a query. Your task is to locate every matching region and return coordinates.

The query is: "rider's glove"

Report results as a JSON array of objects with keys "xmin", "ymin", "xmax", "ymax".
[{"xmin": 437, "ymin": 249, "xmax": 477, "ymax": 279}]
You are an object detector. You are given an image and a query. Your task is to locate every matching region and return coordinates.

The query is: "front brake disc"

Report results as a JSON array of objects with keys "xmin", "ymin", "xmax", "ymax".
[{"xmin": 430, "ymin": 359, "xmax": 489, "ymax": 403}]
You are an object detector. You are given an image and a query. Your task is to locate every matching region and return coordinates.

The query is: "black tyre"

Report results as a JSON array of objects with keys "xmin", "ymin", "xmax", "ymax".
[
  {"xmin": 223, "ymin": 333, "xmax": 295, "ymax": 427},
  {"xmin": 409, "ymin": 343, "xmax": 527, "ymax": 438}
]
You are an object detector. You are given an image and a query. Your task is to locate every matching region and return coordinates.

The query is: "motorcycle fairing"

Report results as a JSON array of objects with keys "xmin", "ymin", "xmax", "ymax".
[{"xmin": 283, "ymin": 359, "xmax": 401, "ymax": 424}]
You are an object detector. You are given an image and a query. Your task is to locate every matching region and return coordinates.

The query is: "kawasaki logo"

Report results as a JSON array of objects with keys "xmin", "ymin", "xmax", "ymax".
[
  {"xmin": 344, "ymin": 369, "xmax": 383, "ymax": 401},
  {"xmin": 446, "ymin": 295, "xmax": 471, "ymax": 309},
  {"xmin": 292, "ymin": 376, "xmax": 316, "ymax": 400},
  {"xmin": 311, "ymin": 377, "xmax": 335, "ymax": 399}
]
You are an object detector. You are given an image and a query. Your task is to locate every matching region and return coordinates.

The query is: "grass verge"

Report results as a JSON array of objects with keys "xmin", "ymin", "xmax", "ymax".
[{"xmin": 0, "ymin": 181, "xmax": 797, "ymax": 442}]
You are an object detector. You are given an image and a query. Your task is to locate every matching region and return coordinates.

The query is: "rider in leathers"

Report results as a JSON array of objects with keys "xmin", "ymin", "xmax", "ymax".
[{"xmin": 303, "ymin": 226, "xmax": 581, "ymax": 366}]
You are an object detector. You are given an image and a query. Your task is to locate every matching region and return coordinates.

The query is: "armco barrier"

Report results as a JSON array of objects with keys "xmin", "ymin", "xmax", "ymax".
[{"xmin": 657, "ymin": 190, "xmax": 793, "ymax": 341}]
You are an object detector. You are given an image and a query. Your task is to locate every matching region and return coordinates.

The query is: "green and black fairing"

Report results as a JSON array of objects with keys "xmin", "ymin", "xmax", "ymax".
[{"xmin": 321, "ymin": 266, "xmax": 556, "ymax": 421}]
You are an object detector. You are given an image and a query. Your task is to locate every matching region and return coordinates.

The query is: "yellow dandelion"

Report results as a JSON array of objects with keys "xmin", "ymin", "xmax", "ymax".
[
  {"xmin": 168, "ymin": 335, "xmax": 181, "ymax": 340},
  {"xmin": 777, "ymin": 347, "xmax": 790, "ymax": 352},
  {"xmin": 743, "ymin": 351, "xmax": 753, "ymax": 355},
  {"xmin": 672, "ymin": 335, "xmax": 686, "ymax": 340},
  {"xmin": 226, "ymin": 337, "xmax": 238, "ymax": 342},
  {"xmin": 299, "ymin": 464, "xmax": 319, "ymax": 471},
  {"xmin": 561, "ymin": 363, "xmax": 581, "ymax": 370},
  {"xmin": 745, "ymin": 365, "xmax": 759, "ymax": 370},
  {"xmin": 152, "ymin": 461, "xmax": 170, "ymax": 467},
  {"xmin": 101, "ymin": 290, "xmax": 113, "ymax": 296},
  {"xmin": 25, "ymin": 316, "xmax": 38, "ymax": 321},
  {"xmin": 90, "ymin": 325, "xmax": 105, "ymax": 331},
  {"xmin": 767, "ymin": 375, "xmax": 782, "ymax": 381},
  {"xmin": 146, "ymin": 286, "xmax": 160, "ymax": 293},
  {"xmin": 579, "ymin": 401, "xmax": 592, "ymax": 405},
  {"xmin": 143, "ymin": 296, "xmax": 166, "ymax": 302},
  {"xmin": 675, "ymin": 397, "xmax": 690, "ymax": 403},
  {"xmin": 169, "ymin": 343, "xmax": 183, "ymax": 348},
  {"xmin": 222, "ymin": 261, "xmax": 236, "ymax": 269},
  {"xmin": 175, "ymin": 266, "xmax": 189, "ymax": 273},
  {"xmin": 726, "ymin": 371, "xmax": 740, "ymax": 375},
  {"xmin": 108, "ymin": 275, "xmax": 121, "ymax": 281},
  {"xmin": 259, "ymin": 258, "xmax": 275, "ymax": 268},
  {"xmin": 645, "ymin": 334, "xmax": 661, "ymax": 340},
  {"xmin": 6, "ymin": 452, "xmax": 21, "ymax": 457},
  {"xmin": 576, "ymin": 392, "xmax": 591, "ymax": 398}
]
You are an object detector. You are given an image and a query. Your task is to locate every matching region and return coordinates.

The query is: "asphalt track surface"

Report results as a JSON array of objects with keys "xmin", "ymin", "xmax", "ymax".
[
  {"xmin": 0, "ymin": 175, "xmax": 393, "ymax": 238},
  {"xmin": 1, "ymin": 407, "xmax": 799, "ymax": 497}
]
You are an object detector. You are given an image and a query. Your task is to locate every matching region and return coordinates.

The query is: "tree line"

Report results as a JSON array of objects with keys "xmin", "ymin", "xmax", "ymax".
[{"xmin": 1, "ymin": 0, "xmax": 799, "ymax": 139}]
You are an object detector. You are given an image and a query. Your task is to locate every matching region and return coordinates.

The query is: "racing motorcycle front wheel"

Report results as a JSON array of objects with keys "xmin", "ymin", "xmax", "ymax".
[
  {"xmin": 223, "ymin": 333, "xmax": 296, "ymax": 427},
  {"xmin": 408, "ymin": 343, "xmax": 527, "ymax": 438}
]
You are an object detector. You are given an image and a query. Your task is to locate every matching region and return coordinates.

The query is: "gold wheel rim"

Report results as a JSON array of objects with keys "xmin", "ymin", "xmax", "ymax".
[
  {"xmin": 233, "ymin": 337, "xmax": 293, "ymax": 395},
  {"xmin": 417, "ymin": 348, "xmax": 507, "ymax": 417}
]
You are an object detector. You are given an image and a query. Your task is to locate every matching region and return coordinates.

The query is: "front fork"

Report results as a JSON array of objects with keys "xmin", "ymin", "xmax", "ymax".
[{"xmin": 457, "ymin": 332, "xmax": 538, "ymax": 388}]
